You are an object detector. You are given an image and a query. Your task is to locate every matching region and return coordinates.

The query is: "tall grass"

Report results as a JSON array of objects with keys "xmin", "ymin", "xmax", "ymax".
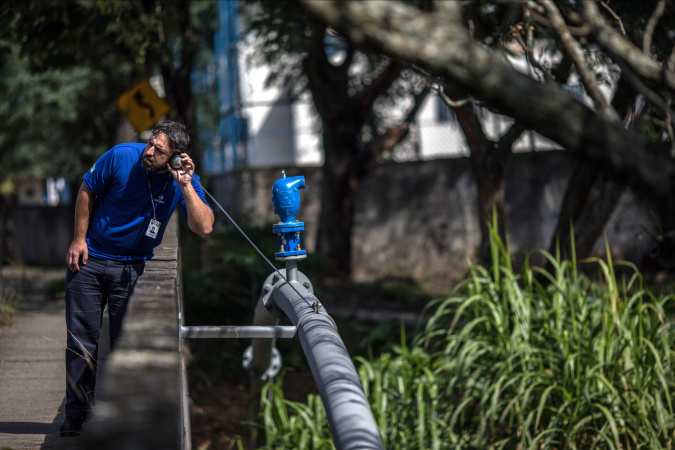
[
  {"xmin": 259, "ymin": 378, "xmax": 334, "ymax": 450},
  {"xmin": 259, "ymin": 228, "xmax": 675, "ymax": 449}
]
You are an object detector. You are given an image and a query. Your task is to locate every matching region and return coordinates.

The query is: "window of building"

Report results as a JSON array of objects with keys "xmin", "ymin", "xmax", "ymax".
[{"xmin": 436, "ymin": 96, "xmax": 456, "ymax": 123}]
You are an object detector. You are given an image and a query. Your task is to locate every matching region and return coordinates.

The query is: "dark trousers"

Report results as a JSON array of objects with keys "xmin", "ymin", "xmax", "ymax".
[{"xmin": 64, "ymin": 257, "xmax": 145, "ymax": 418}]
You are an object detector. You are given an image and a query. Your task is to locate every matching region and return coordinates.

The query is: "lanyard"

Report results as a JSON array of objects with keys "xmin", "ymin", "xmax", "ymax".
[{"xmin": 147, "ymin": 174, "xmax": 171, "ymax": 220}]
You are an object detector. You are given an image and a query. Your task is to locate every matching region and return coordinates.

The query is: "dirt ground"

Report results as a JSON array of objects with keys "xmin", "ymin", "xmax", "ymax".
[
  {"xmin": 189, "ymin": 369, "xmax": 317, "ymax": 450},
  {"xmin": 189, "ymin": 376, "xmax": 251, "ymax": 449}
]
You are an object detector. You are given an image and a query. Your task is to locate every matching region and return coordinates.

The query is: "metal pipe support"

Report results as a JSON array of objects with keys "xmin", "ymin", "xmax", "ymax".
[{"xmin": 181, "ymin": 325, "xmax": 296, "ymax": 339}]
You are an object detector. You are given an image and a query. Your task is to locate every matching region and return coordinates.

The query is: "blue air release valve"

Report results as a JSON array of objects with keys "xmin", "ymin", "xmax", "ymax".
[{"xmin": 272, "ymin": 171, "xmax": 307, "ymax": 260}]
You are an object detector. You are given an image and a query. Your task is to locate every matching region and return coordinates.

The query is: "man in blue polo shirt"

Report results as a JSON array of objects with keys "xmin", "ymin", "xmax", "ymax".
[{"xmin": 61, "ymin": 120, "xmax": 214, "ymax": 437}]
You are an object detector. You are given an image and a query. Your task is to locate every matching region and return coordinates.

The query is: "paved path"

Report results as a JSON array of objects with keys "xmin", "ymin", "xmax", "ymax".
[{"xmin": 0, "ymin": 268, "xmax": 104, "ymax": 450}]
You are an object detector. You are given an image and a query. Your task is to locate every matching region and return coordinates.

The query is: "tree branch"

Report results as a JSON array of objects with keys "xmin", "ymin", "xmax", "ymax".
[
  {"xmin": 358, "ymin": 87, "xmax": 429, "ymax": 172},
  {"xmin": 298, "ymin": 0, "xmax": 675, "ymax": 206},
  {"xmin": 341, "ymin": 42, "xmax": 356, "ymax": 73},
  {"xmin": 525, "ymin": 5, "xmax": 590, "ymax": 36},
  {"xmin": 404, "ymin": 86, "xmax": 429, "ymax": 123},
  {"xmin": 498, "ymin": 121, "xmax": 526, "ymax": 151},
  {"xmin": 598, "ymin": 0, "xmax": 626, "ymax": 36},
  {"xmin": 433, "ymin": 84, "xmax": 471, "ymax": 107},
  {"xmin": 442, "ymin": 83, "xmax": 491, "ymax": 151},
  {"xmin": 643, "ymin": 0, "xmax": 666, "ymax": 55},
  {"xmin": 614, "ymin": 57, "xmax": 675, "ymax": 126},
  {"xmin": 666, "ymin": 94, "xmax": 675, "ymax": 157},
  {"xmin": 538, "ymin": 0, "xmax": 618, "ymax": 120},
  {"xmin": 581, "ymin": 1, "xmax": 675, "ymax": 94},
  {"xmin": 355, "ymin": 61, "xmax": 403, "ymax": 117},
  {"xmin": 551, "ymin": 52, "xmax": 573, "ymax": 84},
  {"xmin": 508, "ymin": 21, "xmax": 549, "ymax": 82},
  {"xmin": 667, "ymin": 45, "xmax": 675, "ymax": 73}
]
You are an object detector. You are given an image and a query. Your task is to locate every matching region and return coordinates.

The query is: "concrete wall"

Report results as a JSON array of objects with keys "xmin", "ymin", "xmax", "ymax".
[{"xmin": 212, "ymin": 152, "xmax": 655, "ymax": 292}]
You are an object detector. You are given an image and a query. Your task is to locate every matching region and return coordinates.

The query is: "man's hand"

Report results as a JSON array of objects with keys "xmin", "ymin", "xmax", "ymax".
[
  {"xmin": 68, "ymin": 183, "xmax": 95, "ymax": 272},
  {"xmin": 168, "ymin": 154, "xmax": 214, "ymax": 236},
  {"xmin": 167, "ymin": 153, "xmax": 195, "ymax": 185},
  {"xmin": 67, "ymin": 238, "xmax": 88, "ymax": 272}
]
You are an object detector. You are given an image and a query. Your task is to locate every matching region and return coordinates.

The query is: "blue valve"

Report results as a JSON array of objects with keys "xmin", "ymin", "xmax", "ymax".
[{"xmin": 272, "ymin": 171, "xmax": 307, "ymax": 260}]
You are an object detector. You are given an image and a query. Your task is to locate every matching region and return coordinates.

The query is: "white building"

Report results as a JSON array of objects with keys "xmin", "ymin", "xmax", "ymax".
[{"xmin": 204, "ymin": 2, "xmax": 604, "ymax": 174}]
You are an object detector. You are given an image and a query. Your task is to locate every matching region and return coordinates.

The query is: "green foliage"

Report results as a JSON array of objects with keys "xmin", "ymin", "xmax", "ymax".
[
  {"xmin": 0, "ymin": 282, "xmax": 22, "ymax": 325},
  {"xmin": 0, "ymin": 37, "xmax": 111, "ymax": 183},
  {"xmin": 183, "ymin": 225, "xmax": 279, "ymax": 317},
  {"xmin": 258, "ymin": 377, "xmax": 334, "ymax": 450},
  {"xmin": 0, "ymin": 0, "xmax": 217, "ymax": 185},
  {"xmin": 240, "ymin": 0, "xmax": 314, "ymax": 90},
  {"xmin": 258, "ymin": 228, "xmax": 675, "ymax": 449},
  {"xmin": 241, "ymin": 0, "xmax": 396, "ymax": 95},
  {"xmin": 0, "ymin": 0, "xmax": 138, "ymax": 183}
]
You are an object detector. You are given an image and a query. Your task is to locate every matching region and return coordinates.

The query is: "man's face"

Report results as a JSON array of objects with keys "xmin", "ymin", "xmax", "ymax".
[{"xmin": 142, "ymin": 132, "xmax": 172, "ymax": 172}]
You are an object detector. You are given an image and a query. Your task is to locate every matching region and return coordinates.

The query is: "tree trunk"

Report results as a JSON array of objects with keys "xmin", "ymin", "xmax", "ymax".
[
  {"xmin": 465, "ymin": 128, "xmax": 508, "ymax": 265},
  {"xmin": 302, "ymin": 20, "xmax": 359, "ymax": 272},
  {"xmin": 315, "ymin": 113, "xmax": 362, "ymax": 273},
  {"xmin": 548, "ymin": 75, "xmax": 636, "ymax": 261},
  {"xmin": 303, "ymin": 20, "xmax": 405, "ymax": 274},
  {"xmin": 444, "ymin": 85, "xmax": 521, "ymax": 265},
  {"xmin": 550, "ymin": 164, "xmax": 624, "ymax": 260}
]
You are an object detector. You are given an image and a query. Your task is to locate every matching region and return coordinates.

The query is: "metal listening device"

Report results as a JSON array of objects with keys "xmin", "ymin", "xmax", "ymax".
[{"xmin": 169, "ymin": 153, "xmax": 182, "ymax": 169}]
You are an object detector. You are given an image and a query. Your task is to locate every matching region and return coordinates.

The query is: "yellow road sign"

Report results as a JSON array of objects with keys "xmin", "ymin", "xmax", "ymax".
[{"xmin": 115, "ymin": 78, "xmax": 171, "ymax": 133}]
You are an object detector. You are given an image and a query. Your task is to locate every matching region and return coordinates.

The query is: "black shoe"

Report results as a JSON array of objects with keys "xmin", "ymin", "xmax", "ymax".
[{"xmin": 60, "ymin": 415, "xmax": 87, "ymax": 437}]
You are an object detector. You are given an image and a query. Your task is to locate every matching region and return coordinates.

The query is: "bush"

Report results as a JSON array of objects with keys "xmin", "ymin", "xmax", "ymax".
[
  {"xmin": 259, "ymin": 229, "xmax": 675, "ymax": 449},
  {"xmin": 0, "ymin": 281, "xmax": 22, "ymax": 325}
]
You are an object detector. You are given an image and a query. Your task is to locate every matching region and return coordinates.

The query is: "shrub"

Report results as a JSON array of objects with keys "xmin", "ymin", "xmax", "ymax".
[{"xmin": 259, "ymin": 228, "xmax": 675, "ymax": 449}]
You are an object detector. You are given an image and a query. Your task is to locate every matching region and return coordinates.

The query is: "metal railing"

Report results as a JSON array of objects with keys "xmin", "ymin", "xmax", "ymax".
[
  {"xmin": 181, "ymin": 260, "xmax": 384, "ymax": 449},
  {"xmin": 181, "ymin": 173, "xmax": 383, "ymax": 449}
]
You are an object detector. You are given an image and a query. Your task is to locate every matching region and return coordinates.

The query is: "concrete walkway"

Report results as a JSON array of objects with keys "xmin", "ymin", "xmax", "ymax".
[{"xmin": 0, "ymin": 268, "xmax": 95, "ymax": 450}]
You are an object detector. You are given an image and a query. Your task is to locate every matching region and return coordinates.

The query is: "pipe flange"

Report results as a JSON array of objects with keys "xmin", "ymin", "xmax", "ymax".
[
  {"xmin": 243, "ymin": 345, "xmax": 282, "ymax": 380},
  {"xmin": 259, "ymin": 269, "xmax": 313, "ymax": 319}
]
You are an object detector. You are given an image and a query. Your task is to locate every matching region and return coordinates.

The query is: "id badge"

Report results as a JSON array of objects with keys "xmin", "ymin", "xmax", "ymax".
[{"xmin": 146, "ymin": 219, "xmax": 161, "ymax": 239}]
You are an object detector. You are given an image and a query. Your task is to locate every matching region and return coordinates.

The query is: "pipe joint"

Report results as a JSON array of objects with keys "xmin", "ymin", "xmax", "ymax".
[{"xmin": 259, "ymin": 269, "xmax": 314, "ymax": 319}]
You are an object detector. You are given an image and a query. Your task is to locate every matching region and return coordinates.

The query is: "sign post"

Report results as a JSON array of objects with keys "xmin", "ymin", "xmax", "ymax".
[{"xmin": 115, "ymin": 78, "xmax": 171, "ymax": 133}]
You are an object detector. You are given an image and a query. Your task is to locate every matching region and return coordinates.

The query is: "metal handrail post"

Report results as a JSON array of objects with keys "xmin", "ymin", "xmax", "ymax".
[{"xmin": 247, "ymin": 300, "xmax": 280, "ymax": 448}]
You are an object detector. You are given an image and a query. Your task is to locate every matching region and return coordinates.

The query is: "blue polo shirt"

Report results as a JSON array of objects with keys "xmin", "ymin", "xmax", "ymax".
[{"xmin": 82, "ymin": 143, "xmax": 211, "ymax": 261}]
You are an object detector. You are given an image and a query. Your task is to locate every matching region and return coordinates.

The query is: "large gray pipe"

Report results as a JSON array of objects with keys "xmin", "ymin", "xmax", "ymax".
[{"xmin": 267, "ymin": 275, "xmax": 384, "ymax": 450}]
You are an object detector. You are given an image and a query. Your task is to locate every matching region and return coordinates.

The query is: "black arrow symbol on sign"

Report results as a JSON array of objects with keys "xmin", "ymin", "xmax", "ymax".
[{"xmin": 133, "ymin": 91, "xmax": 155, "ymax": 118}]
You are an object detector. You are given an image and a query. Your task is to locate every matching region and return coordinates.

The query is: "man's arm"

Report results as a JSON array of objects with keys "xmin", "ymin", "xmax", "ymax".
[
  {"xmin": 66, "ymin": 183, "xmax": 95, "ymax": 271},
  {"xmin": 169, "ymin": 154, "xmax": 214, "ymax": 236},
  {"xmin": 180, "ymin": 182, "xmax": 214, "ymax": 236}
]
